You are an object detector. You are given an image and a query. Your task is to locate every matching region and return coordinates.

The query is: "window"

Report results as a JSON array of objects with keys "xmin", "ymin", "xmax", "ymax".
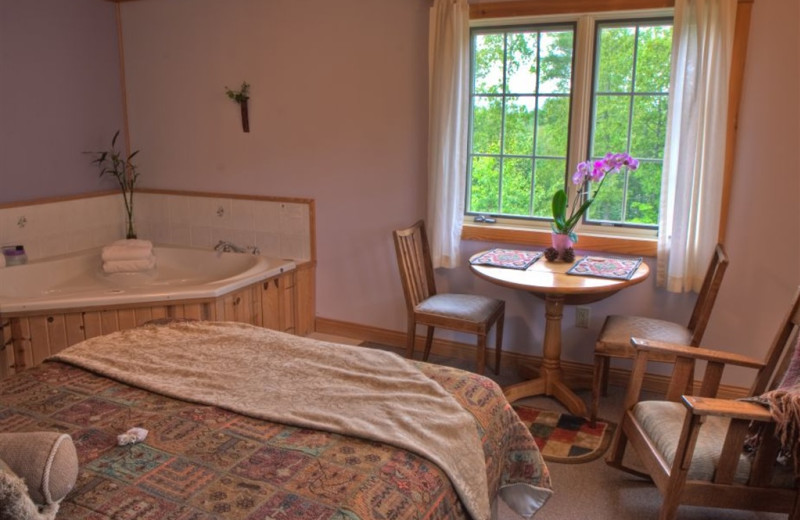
[
  {"xmin": 587, "ymin": 21, "xmax": 672, "ymax": 227},
  {"xmin": 468, "ymin": 25, "xmax": 575, "ymax": 220},
  {"xmin": 466, "ymin": 13, "xmax": 673, "ymax": 238}
]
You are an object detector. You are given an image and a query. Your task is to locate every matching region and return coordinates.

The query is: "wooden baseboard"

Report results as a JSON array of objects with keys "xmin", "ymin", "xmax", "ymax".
[{"xmin": 314, "ymin": 316, "xmax": 749, "ymax": 400}]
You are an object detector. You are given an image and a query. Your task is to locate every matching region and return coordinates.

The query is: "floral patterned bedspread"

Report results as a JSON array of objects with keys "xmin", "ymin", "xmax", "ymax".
[{"xmin": 0, "ymin": 358, "xmax": 550, "ymax": 520}]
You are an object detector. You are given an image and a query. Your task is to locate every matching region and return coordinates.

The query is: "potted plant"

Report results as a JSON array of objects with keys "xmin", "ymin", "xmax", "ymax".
[
  {"xmin": 547, "ymin": 152, "xmax": 639, "ymax": 261},
  {"xmin": 86, "ymin": 131, "xmax": 141, "ymax": 239}
]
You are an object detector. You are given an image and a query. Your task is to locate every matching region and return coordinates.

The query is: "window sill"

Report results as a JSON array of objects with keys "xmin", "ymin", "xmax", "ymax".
[{"xmin": 461, "ymin": 223, "xmax": 657, "ymax": 257}]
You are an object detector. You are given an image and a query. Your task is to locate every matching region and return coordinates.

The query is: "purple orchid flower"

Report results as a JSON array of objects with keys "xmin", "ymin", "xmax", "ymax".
[{"xmin": 552, "ymin": 152, "xmax": 640, "ymax": 240}]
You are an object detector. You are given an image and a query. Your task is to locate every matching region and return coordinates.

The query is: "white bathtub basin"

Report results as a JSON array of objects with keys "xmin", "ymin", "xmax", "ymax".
[{"xmin": 0, "ymin": 246, "xmax": 296, "ymax": 313}]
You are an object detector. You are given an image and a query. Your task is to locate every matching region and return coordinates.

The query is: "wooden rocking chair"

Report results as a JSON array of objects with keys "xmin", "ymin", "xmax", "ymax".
[{"xmin": 606, "ymin": 286, "xmax": 800, "ymax": 520}]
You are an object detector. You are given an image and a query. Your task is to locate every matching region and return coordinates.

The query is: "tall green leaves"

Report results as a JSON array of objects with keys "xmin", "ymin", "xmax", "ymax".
[{"xmin": 86, "ymin": 131, "xmax": 141, "ymax": 239}]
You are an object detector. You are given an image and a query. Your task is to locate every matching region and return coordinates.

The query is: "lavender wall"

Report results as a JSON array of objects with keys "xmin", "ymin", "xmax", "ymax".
[
  {"xmin": 2, "ymin": 0, "xmax": 798, "ymax": 381},
  {"xmin": 119, "ymin": 0, "xmax": 799, "ymax": 373},
  {"xmin": 120, "ymin": 0, "xmax": 430, "ymax": 341},
  {"xmin": 705, "ymin": 0, "xmax": 800, "ymax": 377},
  {"xmin": 0, "ymin": 0, "xmax": 123, "ymax": 203}
]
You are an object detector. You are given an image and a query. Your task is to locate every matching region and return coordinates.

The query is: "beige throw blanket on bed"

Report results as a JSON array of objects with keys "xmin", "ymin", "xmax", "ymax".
[{"xmin": 52, "ymin": 321, "xmax": 491, "ymax": 520}]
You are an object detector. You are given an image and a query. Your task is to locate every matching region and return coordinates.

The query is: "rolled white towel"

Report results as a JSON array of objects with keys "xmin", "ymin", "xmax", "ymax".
[
  {"xmin": 103, "ymin": 256, "xmax": 156, "ymax": 273},
  {"xmin": 102, "ymin": 239, "xmax": 154, "ymax": 262}
]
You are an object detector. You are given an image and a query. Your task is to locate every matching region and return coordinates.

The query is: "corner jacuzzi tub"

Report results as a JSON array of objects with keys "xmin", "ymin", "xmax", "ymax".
[
  {"xmin": 0, "ymin": 246, "xmax": 295, "ymax": 314},
  {"xmin": 0, "ymin": 245, "xmax": 299, "ymax": 377}
]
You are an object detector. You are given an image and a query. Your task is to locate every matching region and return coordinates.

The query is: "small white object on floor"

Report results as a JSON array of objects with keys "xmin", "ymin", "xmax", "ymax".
[{"xmin": 117, "ymin": 427, "xmax": 148, "ymax": 446}]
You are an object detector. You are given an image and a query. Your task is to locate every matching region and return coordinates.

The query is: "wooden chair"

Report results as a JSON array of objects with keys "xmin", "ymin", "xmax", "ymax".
[
  {"xmin": 590, "ymin": 243, "xmax": 729, "ymax": 422},
  {"xmin": 606, "ymin": 286, "xmax": 800, "ymax": 520},
  {"xmin": 392, "ymin": 220, "xmax": 505, "ymax": 375}
]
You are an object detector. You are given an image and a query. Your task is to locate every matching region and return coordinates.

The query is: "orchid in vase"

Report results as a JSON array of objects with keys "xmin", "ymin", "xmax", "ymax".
[{"xmin": 547, "ymin": 152, "xmax": 639, "ymax": 260}]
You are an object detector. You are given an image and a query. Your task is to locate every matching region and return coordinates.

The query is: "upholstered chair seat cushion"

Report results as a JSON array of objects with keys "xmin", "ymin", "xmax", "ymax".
[
  {"xmin": 416, "ymin": 294, "xmax": 503, "ymax": 323},
  {"xmin": 0, "ymin": 432, "xmax": 78, "ymax": 506},
  {"xmin": 634, "ymin": 401, "xmax": 796, "ymax": 489},
  {"xmin": 596, "ymin": 315, "xmax": 693, "ymax": 361},
  {"xmin": 634, "ymin": 400, "xmax": 751, "ymax": 482}
]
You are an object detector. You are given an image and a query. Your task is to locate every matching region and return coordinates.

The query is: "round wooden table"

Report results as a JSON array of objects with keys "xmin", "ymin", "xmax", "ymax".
[{"xmin": 470, "ymin": 252, "xmax": 650, "ymax": 416}]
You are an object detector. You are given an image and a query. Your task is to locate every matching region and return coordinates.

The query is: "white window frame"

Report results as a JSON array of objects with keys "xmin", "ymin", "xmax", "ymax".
[{"xmin": 467, "ymin": 8, "xmax": 673, "ymax": 243}]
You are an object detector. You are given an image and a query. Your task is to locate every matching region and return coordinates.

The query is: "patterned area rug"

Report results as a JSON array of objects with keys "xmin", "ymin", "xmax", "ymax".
[{"xmin": 513, "ymin": 405, "xmax": 615, "ymax": 464}]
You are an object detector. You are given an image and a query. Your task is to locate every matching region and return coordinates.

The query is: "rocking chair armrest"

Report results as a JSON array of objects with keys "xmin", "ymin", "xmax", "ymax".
[
  {"xmin": 631, "ymin": 337, "xmax": 765, "ymax": 369},
  {"xmin": 682, "ymin": 395, "xmax": 773, "ymax": 422}
]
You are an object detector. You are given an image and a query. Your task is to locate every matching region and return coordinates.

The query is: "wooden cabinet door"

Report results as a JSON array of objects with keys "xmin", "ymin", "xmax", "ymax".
[
  {"xmin": 261, "ymin": 272, "xmax": 296, "ymax": 333},
  {"xmin": 0, "ymin": 319, "xmax": 14, "ymax": 379},
  {"xmin": 217, "ymin": 284, "xmax": 261, "ymax": 325},
  {"xmin": 261, "ymin": 276, "xmax": 281, "ymax": 331},
  {"xmin": 293, "ymin": 263, "xmax": 314, "ymax": 336},
  {"xmin": 280, "ymin": 271, "xmax": 296, "ymax": 334}
]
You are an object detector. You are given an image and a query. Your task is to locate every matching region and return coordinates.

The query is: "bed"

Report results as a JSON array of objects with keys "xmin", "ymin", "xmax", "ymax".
[{"xmin": 0, "ymin": 320, "xmax": 551, "ymax": 519}]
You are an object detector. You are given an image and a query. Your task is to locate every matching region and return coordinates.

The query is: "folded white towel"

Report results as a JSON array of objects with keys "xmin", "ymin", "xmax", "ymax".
[
  {"xmin": 102, "ymin": 239, "xmax": 154, "ymax": 262},
  {"xmin": 111, "ymin": 239, "xmax": 152, "ymax": 249},
  {"xmin": 103, "ymin": 256, "xmax": 156, "ymax": 273}
]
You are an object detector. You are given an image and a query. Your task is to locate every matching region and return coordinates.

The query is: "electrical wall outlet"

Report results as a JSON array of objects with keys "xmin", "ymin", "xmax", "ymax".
[{"xmin": 576, "ymin": 306, "xmax": 590, "ymax": 328}]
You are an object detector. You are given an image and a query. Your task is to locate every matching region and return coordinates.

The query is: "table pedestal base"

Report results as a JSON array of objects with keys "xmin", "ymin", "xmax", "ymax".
[
  {"xmin": 502, "ymin": 293, "xmax": 588, "ymax": 417},
  {"xmin": 470, "ymin": 251, "xmax": 648, "ymax": 418},
  {"xmin": 503, "ymin": 371, "xmax": 587, "ymax": 416}
]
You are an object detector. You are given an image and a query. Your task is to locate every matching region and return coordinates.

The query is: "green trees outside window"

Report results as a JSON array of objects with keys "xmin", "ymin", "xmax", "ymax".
[
  {"xmin": 588, "ymin": 21, "xmax": 672, "ymax": 226},
  {"xmin": 469, "ymin": 27, "xmax": 574, "ymax": 219},
  {"xmin": 467, "ymin": 18, "xmax": 673, "ymax": 231}
]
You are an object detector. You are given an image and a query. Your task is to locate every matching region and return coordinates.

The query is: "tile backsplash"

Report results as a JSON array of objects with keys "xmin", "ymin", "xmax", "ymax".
[
  {"xmin": 0, "ymin": 195, "xmax": 123, "ymax": 261},
  {"xmin": 136, "ymin": 193, "xmax": 312, "ymax": 261},
  {"xmin": 0, "ymin": 192, "xmax": 312, "ymax": 263}
]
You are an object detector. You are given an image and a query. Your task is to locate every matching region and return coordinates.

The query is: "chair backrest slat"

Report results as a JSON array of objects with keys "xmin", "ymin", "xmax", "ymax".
[
  {"xmin": 688, "ymin": 243, "xmax": 730, "ymax": 345},
  {"xmin": 393, "ymin": 220, "xmax": 437, "ymax": 310}
]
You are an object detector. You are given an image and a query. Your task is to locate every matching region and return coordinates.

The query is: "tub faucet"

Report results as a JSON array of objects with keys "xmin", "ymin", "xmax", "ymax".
[{"xmin": 214, "ymin": 240, "xmax": 260, "ymax": 255}]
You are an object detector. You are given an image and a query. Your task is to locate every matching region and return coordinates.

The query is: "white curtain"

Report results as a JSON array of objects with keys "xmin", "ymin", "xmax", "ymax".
[
  {"xmin": 427, "ymin": 0, "xmax": 470, "ymax": 269},
  {"xmin": 657, "ymin": 0, "xmax": 736, "ymax": 292}
]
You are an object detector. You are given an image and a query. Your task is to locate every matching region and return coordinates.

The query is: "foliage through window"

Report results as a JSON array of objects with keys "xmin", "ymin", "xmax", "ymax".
[
  {"xmin": 468, "ymin": 25, "xmax": 575, "ymax": 219},
  {"xmin": 467, "ymin": 16, "xmax": 673, "ymax": 233},
  {"xmin": 587, "ymin": 20, "xmax": 672, "ymax": 227}
]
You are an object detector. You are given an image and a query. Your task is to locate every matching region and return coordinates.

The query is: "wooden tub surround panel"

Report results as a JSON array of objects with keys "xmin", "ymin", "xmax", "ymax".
[{"xmin": 0, "ymin": 266, "xmax": 308, "ymax": 379}]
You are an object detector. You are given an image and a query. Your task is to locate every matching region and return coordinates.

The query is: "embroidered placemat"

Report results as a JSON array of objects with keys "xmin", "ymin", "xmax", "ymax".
[
  {"xmin": 566, "ymin": 255, "xmax": 643, "ymax": 280},
  {"xmin": 470, "ymin": 248, "xmax": 542, "ymax": 270}
]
